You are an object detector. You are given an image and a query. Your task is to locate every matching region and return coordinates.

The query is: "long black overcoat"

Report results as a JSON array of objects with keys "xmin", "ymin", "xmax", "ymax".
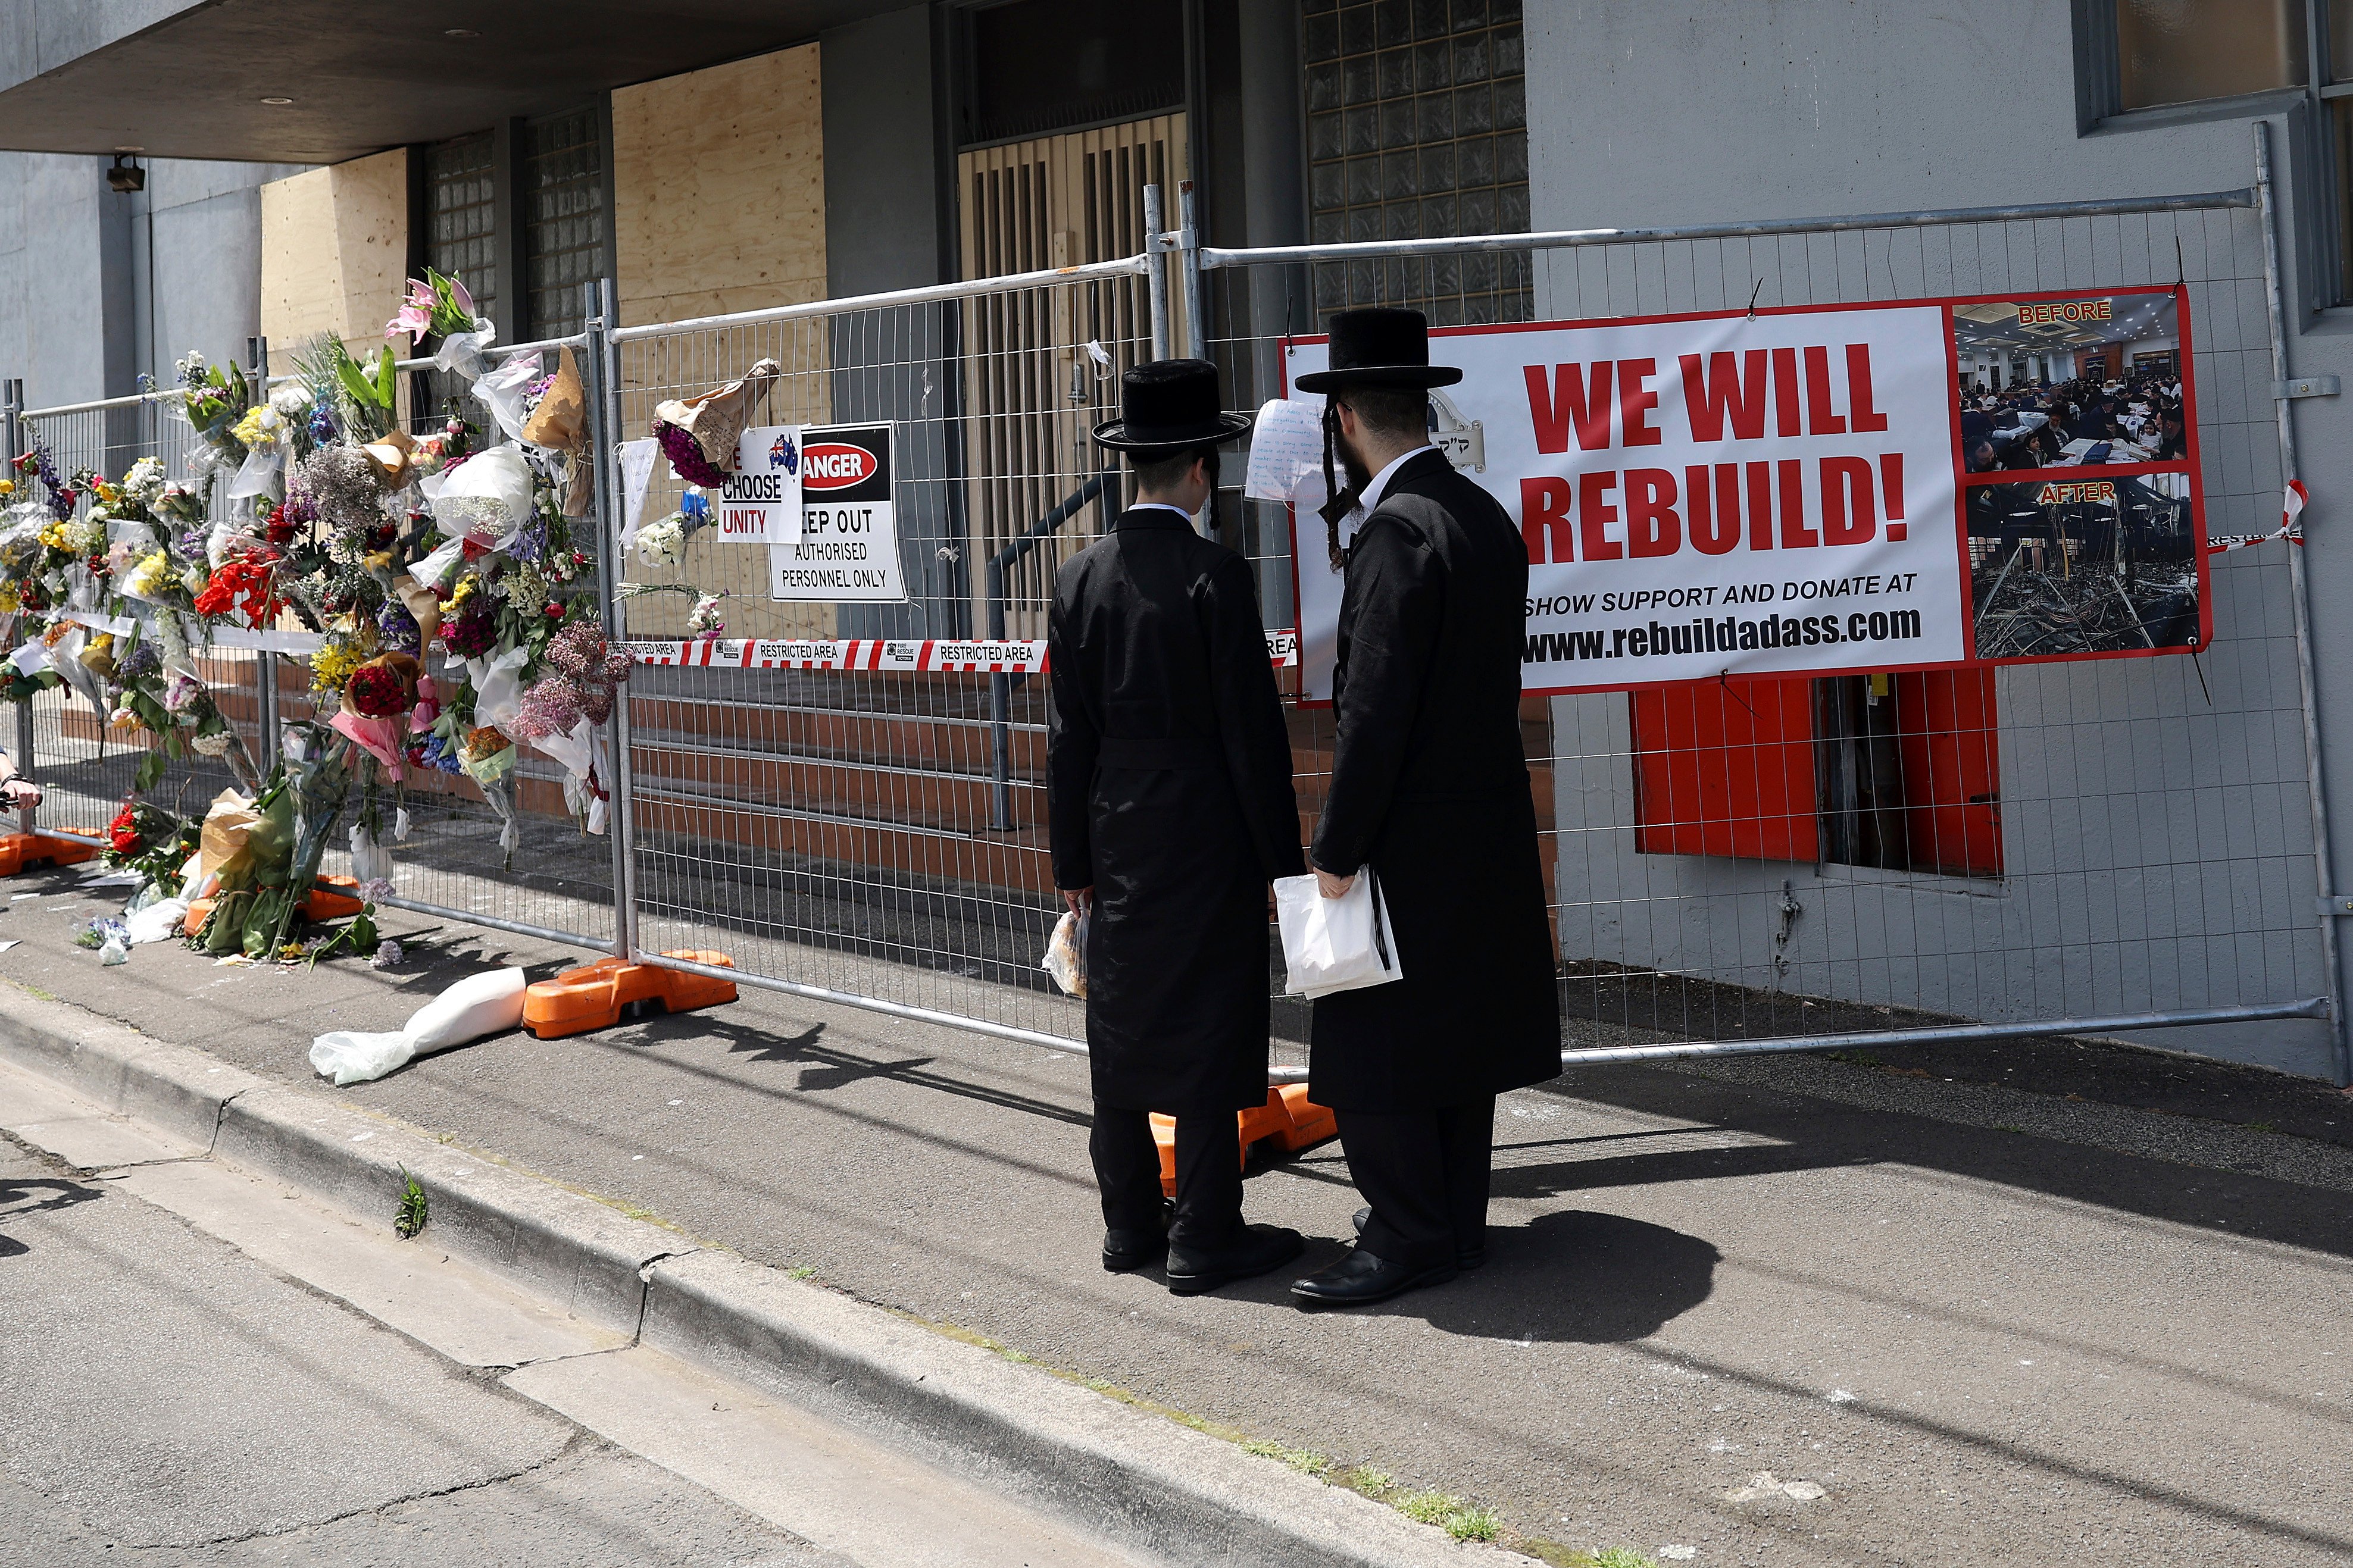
[
  {"xmin": 1047, "ymin": 507, "xmax": 1305, "ymax": 1115},
  {"xmin": 1308, "ymin": 450, "xmax": 1562, "ymax": 1112}
]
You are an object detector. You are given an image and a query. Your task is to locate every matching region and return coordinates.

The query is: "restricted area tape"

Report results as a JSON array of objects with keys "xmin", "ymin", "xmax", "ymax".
[{"xmin": 630, "ymin": 629, "xmax": 1302, "ymax": 673}]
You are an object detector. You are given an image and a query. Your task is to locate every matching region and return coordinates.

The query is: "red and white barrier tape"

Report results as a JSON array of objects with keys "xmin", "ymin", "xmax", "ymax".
[
  {"xmin": 629, "ymin": 629, "xmax": 1301, "ymax": 673},
  {"xmin": 2208, "ymin": 480, "xmax": 2308, "ymax": 555}
]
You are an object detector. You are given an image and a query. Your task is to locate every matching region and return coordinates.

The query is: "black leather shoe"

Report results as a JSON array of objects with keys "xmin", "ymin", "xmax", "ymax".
[
  {"xmin": 1351, "ymin": 1205, "xmax": 1485, "ymax": 1270},
  {"xmin": 1102, "ymin": 1228, "xmax": 1168, "ymax": 1272},
  {"xmin": 1102, "ymin": 1198, "xmax": 1175, "ymax": 1272},
  {"xmin": 1165, "ymin": 1224, "xmax": 1306, "ymax": 1295},
  {"xmin": 1291, "ymin": 1245, "xmax": 1458, "ymax": 1309}
]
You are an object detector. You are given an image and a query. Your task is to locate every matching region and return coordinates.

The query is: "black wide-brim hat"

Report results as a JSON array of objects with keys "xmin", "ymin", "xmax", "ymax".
[
  {"xmin": 1292, "ymin": 306, "xmax": 1463, "ymax": 392},
  {"xmin": 1091, "ymin": 358, "xmax": 1253, "ymax": 453}
]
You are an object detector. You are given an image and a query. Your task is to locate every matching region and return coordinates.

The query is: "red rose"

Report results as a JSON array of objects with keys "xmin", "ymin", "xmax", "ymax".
[{"xmin": 543, "ymin": 602, "xmax": 564, "ymax": 619}]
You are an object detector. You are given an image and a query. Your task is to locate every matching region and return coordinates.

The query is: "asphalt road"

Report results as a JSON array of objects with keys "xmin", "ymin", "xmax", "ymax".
[
  {"xmin": 4, "ymin": 862, "xmax": 2352, "ymax": 1565},
  {"xmin": 0, "ymin": 1138, "xmax": 824, "ymax": 1567}
]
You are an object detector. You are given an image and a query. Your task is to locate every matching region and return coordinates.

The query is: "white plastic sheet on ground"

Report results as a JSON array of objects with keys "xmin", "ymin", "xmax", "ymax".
[{"xmin": 308, "ymin": 967, "xmax": 527, "ymax": 1086}]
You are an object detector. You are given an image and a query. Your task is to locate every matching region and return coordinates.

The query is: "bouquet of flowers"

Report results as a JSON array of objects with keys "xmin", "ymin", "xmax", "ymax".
[
  {"xmin": 102, "ymin": 797, "xmax": 198, "ymax": 897},
  {"xmin": 388, "ymin": 267, "xmax": 495, "ymax": 378}
]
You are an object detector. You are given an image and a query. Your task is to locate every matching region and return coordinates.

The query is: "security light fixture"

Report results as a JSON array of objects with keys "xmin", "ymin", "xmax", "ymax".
[
  {"xmin": 260, "ymin": 95, "xmax": 293, "ymax": 105},
  {"xmin": 444, "ymin": 27, "xmax": 480, "ymax": 36},
  {"xmin": 107, "ymin": 154, "xmax": 143, "ymax": 194}
]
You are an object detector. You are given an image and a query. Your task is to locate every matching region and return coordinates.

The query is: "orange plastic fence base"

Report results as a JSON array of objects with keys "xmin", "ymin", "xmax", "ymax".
[
  {"xmin": 1152, "ymin": 1084, "xmax": 1338, "ymax": 1197},
  {"xmin": 523, "ymin": 951, "xmax": 739, "ymax": 1039},
  {"xmin": 0, "ymin": 831, "xmax": 102, "ymax": 877},
  {"xmin": 180, "ymin": 877, "xmax": 374, "ymax": 939}
]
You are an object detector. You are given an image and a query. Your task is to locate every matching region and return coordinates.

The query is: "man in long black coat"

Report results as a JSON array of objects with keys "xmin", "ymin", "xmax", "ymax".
[
  {"xmin": 1289, "ymin": 309, "xmax": 1563, "ymax": 1310},
  {"xmin": 1048, "ymin": 358, "xmax": 1308, "ymax": 1295}
]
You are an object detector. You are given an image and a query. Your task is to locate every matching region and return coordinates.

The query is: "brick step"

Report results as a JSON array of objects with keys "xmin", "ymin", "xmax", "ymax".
[
  {"xmin": 634, "ymin": 794, "xmax": 1058, "ymax": 898},
  {"xmin": 629, "ymin": 693, "xmax": 1049, "ymax": 777}
]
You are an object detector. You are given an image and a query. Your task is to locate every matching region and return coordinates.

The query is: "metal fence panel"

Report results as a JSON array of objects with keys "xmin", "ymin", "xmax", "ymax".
[
  {"xmin": 607, "ymin": 270, "xmax": 1160, "ymax": 1046},
  {"xmin": 1201, "ymin": 189, "xmax": 2333, "ymax": 1070}
]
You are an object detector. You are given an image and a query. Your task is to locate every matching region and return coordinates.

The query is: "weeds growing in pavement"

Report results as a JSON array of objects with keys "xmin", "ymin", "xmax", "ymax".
[
  {"xmin": 1588, "ymin": 1551, "xmax": 1663, "ymax": 1568},
  {"xmin": 786, "ymin": 1266, "xmax": 817, "ymax": 1280},
  {"xmin": 1240, "ymin": 1440, "xmax": 1330, "ymax": 1477},
  {"xmin": 1342, "ymin": 1464, "xmax": 1395, "ymax": 1495},
  {"xmin": 394, "ymin": 1168, "xmax": 428, "ymax": 1239},
  {"xmin": 1445, "ymin": 1506, "xmax": 1502, "ymax": 1542},
  {"xmin": 1392, "ymin": 1491, "xmax": 1465, "ymax": 1525}
]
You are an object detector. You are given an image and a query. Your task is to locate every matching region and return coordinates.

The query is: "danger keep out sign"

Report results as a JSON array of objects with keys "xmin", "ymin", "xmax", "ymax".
[
  {"xmin": 1285, "ymin": 302, "xmax": 1961, "ymax": 697},
  {"xmin": 767, "ymin": 422, "xmax": 908, "ymax": 604}
]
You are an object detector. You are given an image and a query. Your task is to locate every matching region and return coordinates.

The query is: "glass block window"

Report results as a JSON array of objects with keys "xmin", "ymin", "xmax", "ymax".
[
  {"xmin": 424, "ymin": 132, "xmax": 499, "ymax": 328},
  {"xmin": 1302, "ymin": 0, "xmax": 1530, "ymax": 326},
  {"xmin": 524, "ymin": 108, "xmax": 606, "ymax": 341}
]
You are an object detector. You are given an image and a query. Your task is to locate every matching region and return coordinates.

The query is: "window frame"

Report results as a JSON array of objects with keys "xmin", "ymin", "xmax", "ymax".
[
  {"xmin": 2076, "ymin": 1, "xmax": 2353, "ymax": 311},
  {"xmin": 408, "ymin": 104, "xmax": 616, "ymax": 351}
]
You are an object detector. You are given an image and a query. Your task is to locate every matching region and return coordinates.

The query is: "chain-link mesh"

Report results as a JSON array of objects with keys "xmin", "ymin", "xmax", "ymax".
[
  {"xmin": 8, "ymin": 393, "xmax": 257, "ymax": 844},
  {"xmin": 608, "ymin": 273, "xmax": 1154, "ymax": 1043},
  {"xmin": 1204, "ymin": 199, "xmax": 2331, "ymax": 1068}
]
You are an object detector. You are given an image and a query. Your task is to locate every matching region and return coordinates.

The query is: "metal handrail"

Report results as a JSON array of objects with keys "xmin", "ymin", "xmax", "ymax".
[
  {"xmin": 982, "ymin": 470, "xmax": 1118, "ymax": 831},
  {"xmin": 608, "ymin": 255, "xmax": 1151, "ymax": 343}
]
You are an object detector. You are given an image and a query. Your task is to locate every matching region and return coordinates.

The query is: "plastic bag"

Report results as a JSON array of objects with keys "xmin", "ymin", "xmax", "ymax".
[
  {"xmin": 1274, "ymin": 868, "xmax": 1404, "ymax": 998},
  {"xmin": 469, "ymin": 354, "xmax": 543, "ymax": 442},
  {"xmin": 308, "ymin": 966, "xmax": 527, "ymax": 1087},
  {"xmin": 465, "ymin": 645, "xmax": 532, "ymax": 736},
  {"xmin": 124, "ymin": 897, "xmax": 190, "ymax": 946},
  {"xmin": 420, "ymin": 442, "xmax": 534, "ymax": 549},
  {"xmin": 1042, "ymin": 909, "xmax": 1088, "ymax": 999}
]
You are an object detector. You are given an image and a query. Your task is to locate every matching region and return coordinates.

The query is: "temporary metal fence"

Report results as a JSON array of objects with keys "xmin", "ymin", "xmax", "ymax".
[
  {"xmin": 1, "ymin": 124, "xmax": 2342, "ymax": 1085},
  {"xmin": 1199, "ymin": 125, "xmax": 2340, "ymax": 1084}
]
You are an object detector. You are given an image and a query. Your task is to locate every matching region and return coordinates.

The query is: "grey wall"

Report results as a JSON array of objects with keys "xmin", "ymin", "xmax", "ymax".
[
  {"xmin": 0, "ymin": 153, "xmax": 292, "ymax": 409},
  {"xmin": 821, "ymin": 2, "xmax": 947, "ymax": 299},
  {"xmin": 1524, "ymin": 0, "xmax": 2349, "ymax": 1078},
  {"xmin": 821, "ymin": 3, "xmax": 963, "ymax": 639}
]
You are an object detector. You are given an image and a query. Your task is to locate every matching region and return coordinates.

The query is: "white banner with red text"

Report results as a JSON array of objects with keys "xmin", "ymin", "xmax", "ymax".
[{"xmin": 1281, "ymin": 286, "xmax": 2208, "ymax": 700}]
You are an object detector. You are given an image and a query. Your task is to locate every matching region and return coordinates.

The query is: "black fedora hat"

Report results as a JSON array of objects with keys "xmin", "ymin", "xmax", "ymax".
[
  {"xmin": 1091, "ymin": 359, "xmax": 1252, "ymax": 453},
  {"xmin": 1292, "ymin": 306, "xmax": 1462, "ymax": 392}
]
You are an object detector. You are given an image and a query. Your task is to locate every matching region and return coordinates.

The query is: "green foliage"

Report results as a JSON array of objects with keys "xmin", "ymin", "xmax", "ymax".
[
  {"xmin": 394, "ymin": 1168, "xmax": 428, "ymax": 1240},
  {"xmin": 1392, "ymin": 1491, "xmax": 1465, "ymax": 1525},
  {"xmin": 1341, "ymin": 1464, "xmax": 1394, "ymax": 1496},
  {"xmin": 1445, "ymin": 1506, "xmax": 1502, "ymax": 1542},
  {"xmin": 1240, "ymin": 1440, "xmax": 1331, "ymax": 1477}
]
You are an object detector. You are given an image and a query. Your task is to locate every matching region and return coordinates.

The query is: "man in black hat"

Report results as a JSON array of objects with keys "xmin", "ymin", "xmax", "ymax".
[
  {"xmin": 1048, "ymin": 358, "xmax": 1308, "ymax": 1295},
  {"xmin": 1287, "ymin": 308, "xmax": 1562, "ymax": 1310}
]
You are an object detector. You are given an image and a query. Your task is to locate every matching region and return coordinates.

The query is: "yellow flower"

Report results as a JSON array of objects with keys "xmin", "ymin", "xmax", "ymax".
[
  {"xmin": 0, "ymin": 477, "xmax": 15, "ymax": 495},
  {"xmin": 308, "ymin": 639, "xmax": 365, "ymax": 697},
  {"xmin": 122, "ymin": 550, "xmax": 173, "ymax": 599},
  {"xmin": 94, "ymin": 481, "xmax": 120, "ymax": 504},
  {"xmin": 228, "ymin": 404, "xmax": 279, "ymax": 450}
]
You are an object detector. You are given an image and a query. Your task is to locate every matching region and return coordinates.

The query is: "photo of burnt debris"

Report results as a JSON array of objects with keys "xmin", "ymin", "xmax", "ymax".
[{"xmin": 1966, "ymin": 474, "xmax": 2201, "ymax": 658}]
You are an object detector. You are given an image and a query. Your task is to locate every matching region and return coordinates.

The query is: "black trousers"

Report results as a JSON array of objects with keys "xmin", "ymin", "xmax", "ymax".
[
  {"xmin": 1337, "ymin": 1096, "xmax": 1496, "ymax": 1270},
  {"xmin": 1091, "ymin": 1106, "xmax": 1242, "ymax": 1249}
]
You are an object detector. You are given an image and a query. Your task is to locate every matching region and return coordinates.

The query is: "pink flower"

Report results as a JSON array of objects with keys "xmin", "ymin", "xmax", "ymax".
[
  {"xmin": 445, "ymin": 272, "xmax": 474, "ymax": 319},
  {"xmin": 386, "ymin": 278, "xmax": 438, "ymax": 346}
]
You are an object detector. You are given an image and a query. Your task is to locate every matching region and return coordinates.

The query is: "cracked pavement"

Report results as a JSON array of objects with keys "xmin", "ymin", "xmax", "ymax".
[{"xmin": 0, "ymin": 1137, "xmax": 825, "ymax": 1567}]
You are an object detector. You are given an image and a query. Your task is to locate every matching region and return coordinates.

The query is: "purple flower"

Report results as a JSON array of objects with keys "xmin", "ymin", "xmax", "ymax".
[
  {"xmin": 359, "ymin": 877, "xmax": 396, "ymax": 903},
  {"xmin": 654, "ymin": 421, "xmax": 728, "ymax": 488},
  {"xmin": 371, "ymin": 939, "xmax": 405, "ymax": 969},
  {"xmin": 377, "ymin": 600, "xmax": 420, "ymax": 653}
]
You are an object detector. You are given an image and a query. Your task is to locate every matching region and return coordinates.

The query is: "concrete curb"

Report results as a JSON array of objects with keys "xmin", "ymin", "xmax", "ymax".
[{"xmin": 0, "ymin": 988, "xmax": 1509, "ymax": 1567}]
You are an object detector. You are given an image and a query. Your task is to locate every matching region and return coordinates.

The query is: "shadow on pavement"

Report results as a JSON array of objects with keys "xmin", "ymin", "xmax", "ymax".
[
  {"xmin": 1530, "ymin": 1067, "xmax": 2353, "ymax": 1263},
  {"xmin": 0, "ymin": 1178, "xmax": 105, "ymax": 1261}
]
